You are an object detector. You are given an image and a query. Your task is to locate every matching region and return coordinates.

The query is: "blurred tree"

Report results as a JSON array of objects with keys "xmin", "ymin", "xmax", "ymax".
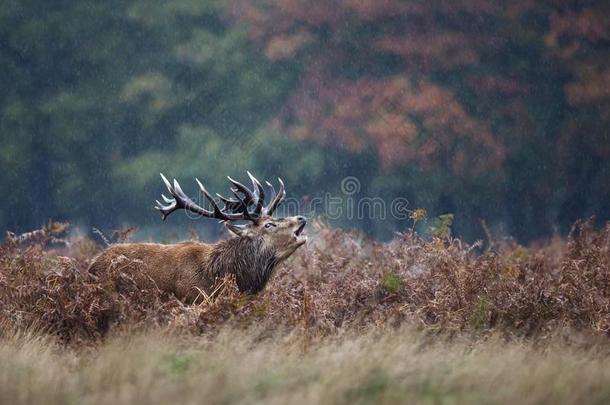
[
  {"xmin": 229, "ymin": 0, "xmax": 610, "ymax": 241},
  {"xmin": 0, "ymin": 0, "xmax": 303, "ymax": 235},
  {"xmin": 0, "ymin": 0, "xmax": 608, "ymax": 242},
  {"xmin": 0, "ymin": 0, "xmax": 139, "ymax": 229}
]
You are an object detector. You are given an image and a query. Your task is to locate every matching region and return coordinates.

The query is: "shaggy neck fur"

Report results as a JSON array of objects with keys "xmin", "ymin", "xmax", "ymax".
[{"xmin": 206, "ymin": 236, "xmax": 277, "ymax": 294}]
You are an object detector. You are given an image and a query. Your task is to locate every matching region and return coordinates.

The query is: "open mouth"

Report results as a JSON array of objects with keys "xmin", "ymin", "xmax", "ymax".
[{"xmin": 293, "ymin": 222, "xmax": 307, "ymax": 244}]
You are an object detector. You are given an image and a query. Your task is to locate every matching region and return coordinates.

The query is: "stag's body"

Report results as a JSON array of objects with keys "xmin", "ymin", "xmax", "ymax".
[
  {"xmin": 90, "ymin": 242, "xmax": 214, "ymax": 301},
  {"xmin": 88, "ymin": 172, "xmax": 306, "ymax": 301}
]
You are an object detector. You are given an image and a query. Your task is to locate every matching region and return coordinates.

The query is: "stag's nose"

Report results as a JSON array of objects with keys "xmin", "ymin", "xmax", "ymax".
[{"xmin": 296, "ymin": 216, "xmax": 307, "ymax": 225}]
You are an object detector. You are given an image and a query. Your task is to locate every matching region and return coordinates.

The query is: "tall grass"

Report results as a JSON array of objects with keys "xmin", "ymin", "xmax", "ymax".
[{"xmin": 1, "ymin": 327, "xmax": 610, "ymax": 405}]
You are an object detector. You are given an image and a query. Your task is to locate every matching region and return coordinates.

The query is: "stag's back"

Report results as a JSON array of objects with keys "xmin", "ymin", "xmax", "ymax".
[{"xmin": 88, "ymin": 242, "xmax": 216, "ymax": 301}]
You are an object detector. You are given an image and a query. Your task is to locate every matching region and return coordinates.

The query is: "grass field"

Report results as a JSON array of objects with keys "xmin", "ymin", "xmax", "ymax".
[
  {"xmin": 1, "ymin": 219, "xmax": 609, "ymax": 404},
  {"xmin": 2, "ymin": 328, "xmax": 610, "ymax": 404}
]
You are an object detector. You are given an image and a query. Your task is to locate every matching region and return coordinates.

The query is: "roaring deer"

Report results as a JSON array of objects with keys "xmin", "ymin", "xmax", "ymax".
[{"xmin": 88, "ymin": 172, "xmax": 307, "ymax": 301}]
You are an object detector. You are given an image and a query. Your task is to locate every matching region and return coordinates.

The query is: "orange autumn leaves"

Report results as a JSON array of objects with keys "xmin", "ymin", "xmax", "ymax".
[
  {"xmin": 276, "ymin": 74, "xmax": 504, "ymax": 173},
  {"xmin": 229, "ymin": 0, "xmax": 609, "ymax": 171}
]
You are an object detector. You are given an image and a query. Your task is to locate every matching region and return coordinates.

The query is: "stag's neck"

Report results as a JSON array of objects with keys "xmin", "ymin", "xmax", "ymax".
[{"xmin": 207, "ymin": 236, "xmax": 277, "ymax": 294}]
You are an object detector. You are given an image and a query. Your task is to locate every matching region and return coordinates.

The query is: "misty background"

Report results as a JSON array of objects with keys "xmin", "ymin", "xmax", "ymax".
[{"xmin": 1, "ymin": 0, "xmax": 608, "ymax": 242}]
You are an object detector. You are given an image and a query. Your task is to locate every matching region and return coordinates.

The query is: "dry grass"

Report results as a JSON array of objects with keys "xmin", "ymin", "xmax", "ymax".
[
  {"xmin": 1, "ymin": 327, "xmax": 610, "ymax": 405},
  {"xmin": 1, "ymin": 219, "xmax": 609, "ymax": 344},
  {"xmin": 1, "ymin": 219, "xmax": 610, "ymax": 403}
]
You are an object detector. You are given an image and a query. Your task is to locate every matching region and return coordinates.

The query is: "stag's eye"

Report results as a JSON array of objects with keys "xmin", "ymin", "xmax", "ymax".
[{"xmin": 264, "ymin": 223, "xmax": 276, "ymax": 229}]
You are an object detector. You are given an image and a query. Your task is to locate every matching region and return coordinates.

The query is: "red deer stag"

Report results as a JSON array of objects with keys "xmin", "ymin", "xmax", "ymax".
[{"xmin": 88, "ymin": 172, "xmax": 307, "ymax": 300}]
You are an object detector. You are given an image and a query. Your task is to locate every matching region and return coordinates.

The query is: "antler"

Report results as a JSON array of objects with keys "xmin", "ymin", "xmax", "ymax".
[
  {"xmin": 248, "ymin": 171, "xmax": 265, "ymax": 217},
  {"xmin": 155, "ymin": 171, "xmax": 287, "ymax": 222},
  {"xmin": 264, "ymin": 177, "xmax": 286, "ymax": 216},
  {"xmin": 223, "ymin": 172, "xmax": 286, "ymax": 216},
  {"xmin": 155, "ymin": 174, "xmax": 248, "ymax": 222}
]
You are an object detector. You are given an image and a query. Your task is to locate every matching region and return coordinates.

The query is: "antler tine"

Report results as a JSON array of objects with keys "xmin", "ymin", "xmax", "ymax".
[
  {"xmin": 265, "ymin": 177, "xmax": 286, "ymax": 215},
  {"xmin": 265, "ymin": 180, "xmax": 276, "ymax": 197},
  {"xmin": 155, "ymin": 173, "xmax": 180, "ymax": 220},
  {"xmin": 216, "ymin": 192, "xmax": 243, "ymax": 213},
  {"xmin": 195, "ymin": 178, "xmax": 243, "ymax": 221},
  {"xmin": 155, "ymin": 192, "xmax": 179, "ymax": 221},
  {"xmin": 231, "ymin": 190, "xmax": 258, "ymax": 222},
  {"xmin": 155, "ymin": 199, "xmax": 175, "ymax": 221},
  {"xmin": 160, "ymin": 173, "xmax": 174, "ymax": 194},
  {"xmin": 247, "ymin": 171, "xmax": 265, "ymax": 217},
  {"xmin": 265, "ymin": 180, "xmax": 277, "ymax": 210},
  {"xmin": 227, "ymin": 176, "xmax": 256, "ymax": 206}
]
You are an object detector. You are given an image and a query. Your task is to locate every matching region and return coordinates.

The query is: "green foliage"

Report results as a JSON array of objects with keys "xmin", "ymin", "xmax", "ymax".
[
  {"xmin": 161, "ymin": 353, "xmax": 195, "ymax": 375},
  {"xmin": 470, "ymin": 297, "xmax": 491, "ymax": 332},
  {"xmin": 429, "ymin": 214, "xmax": 454, "ymax": 240},
  {"xmin": 379, "ymin": 272, "xmax": 401, "ymax": 294}
]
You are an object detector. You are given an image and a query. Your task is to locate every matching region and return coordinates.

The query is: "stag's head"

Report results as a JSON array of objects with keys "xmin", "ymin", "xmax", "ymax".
[{"xmin": 154, "ymin": 171, "xmax": 306, "ymax": 261}]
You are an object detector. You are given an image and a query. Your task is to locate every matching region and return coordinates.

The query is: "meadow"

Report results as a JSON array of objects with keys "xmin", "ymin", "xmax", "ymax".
[{"xmin": 1, "ymin": 219, "xmax": 609, "ymax": 404}]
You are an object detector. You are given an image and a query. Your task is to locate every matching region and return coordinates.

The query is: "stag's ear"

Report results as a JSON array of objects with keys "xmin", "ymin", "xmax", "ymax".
[{"xmin": 225, "ymin": 223, "xmax": 249, "ymax": 236}]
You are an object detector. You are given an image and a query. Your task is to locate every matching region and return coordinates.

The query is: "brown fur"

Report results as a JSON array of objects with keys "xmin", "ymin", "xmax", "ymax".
[{"xmin": 88, "ymin": 215, "xmax": 306, "ymax": 301}]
